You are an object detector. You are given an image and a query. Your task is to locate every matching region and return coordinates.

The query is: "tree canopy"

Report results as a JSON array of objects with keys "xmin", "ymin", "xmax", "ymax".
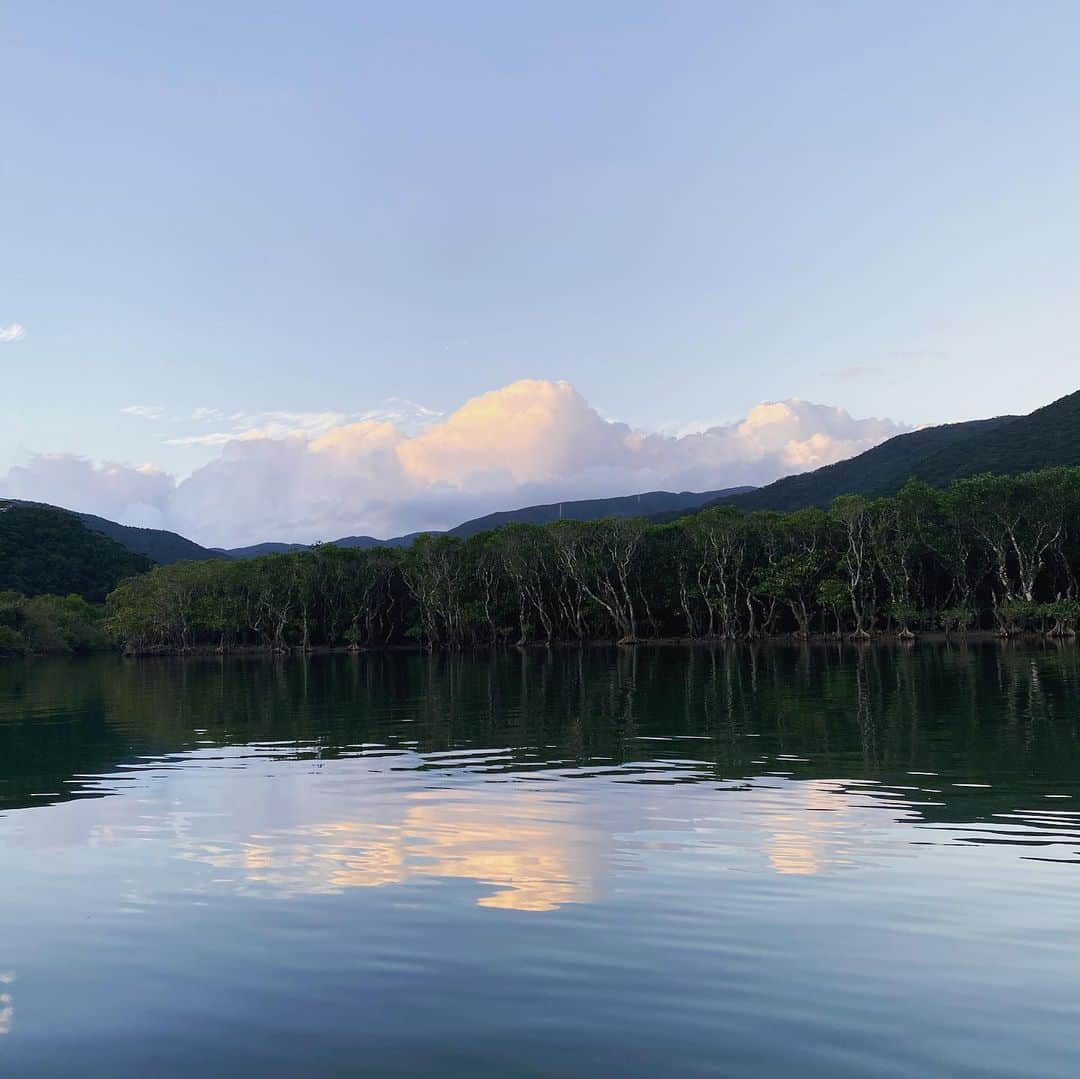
[
  {"xmin": 0, "ymin": 501, "xmax": 152, "ymax": 602},
  {"xmin": 104, "ymin": 468, "xmax": 1080, "ymax": 653}
]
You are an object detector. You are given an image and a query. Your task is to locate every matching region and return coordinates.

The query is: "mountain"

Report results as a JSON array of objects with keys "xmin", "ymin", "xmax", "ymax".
[
  {"xmin": 219, "ymin": 541, "xmax": 309, "ymax": 558},
  {"xmin": 0, "ymin": 501, "xmax": 152, "ymax": 601},
  {"xmin": 687, "ymin": 388, "xmax": 1080, "ymax": 515},
  {"xmin": 445, "ymin": 488, "xmax": 754, "ymax": 539},
  {"xmin": 2, "ymin": 499, "xmax": 224, "ymax": 565},
  {"xmin": 220, "ymin": 489, "xmax": 755, "ymax": 555},
  {"xmin": 698, "ymin": 418, "xmax": 1013, "ymax": 513},
  {"xmin": 222, "ymin": 534, "xmax": 416, "ymax": 558},
  {"xmin": 76, "ymin": 511, "xmax": 223, "ymax": 564},
  {"xmin": 7, "ymin": 488, "xmax": 752, "ymax": 567},
  {"xmin": 905, "ymin": 388, "xmax": 1080, "ymax": 487},
  {"xmin": 15, "ymin": 386, "xmax": 1080, "ymax": 565}
]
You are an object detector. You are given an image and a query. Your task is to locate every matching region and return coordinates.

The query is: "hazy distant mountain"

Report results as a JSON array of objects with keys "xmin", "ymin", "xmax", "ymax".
[
  {"xmin": 217, "ymin": 541, "xmax": 309, "ymax": 558},
  {"xmin": 222, "ymin": 535, "xmax": 416, "ymax": 558},
  {"xmin": 77, "ymin": 511, "xmax": 224, "ymax": 564},
  {"xmin": 220, "ymin": 489, "xmax": 754, "ymax": 556},
  {"xmin": 446, "ymin": 488, "xmax": 754, "ymax": 539}
]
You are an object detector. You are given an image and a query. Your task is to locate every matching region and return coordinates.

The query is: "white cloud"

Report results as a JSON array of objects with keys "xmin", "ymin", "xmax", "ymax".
[
  {"xmin": 121, "ymin": 404, "xmax": 166, "ymax": 420},
  {"xmin": 3, "ymin": 380, "xmax": 909, "ymax": 546},
  {"xmin": 164, "ymin": 431, "xmax": 252, "ymax": 448},
  {"xmin": 0, "ymin": 323, "xmax": 26, "ymax": 343},
  {"xmin": 166, "ymin": 401, "xmax": 441, "ymax": 449},
  {"xmin": 164, "ymin": 411, "xmax": 346, "ymax": 447}
]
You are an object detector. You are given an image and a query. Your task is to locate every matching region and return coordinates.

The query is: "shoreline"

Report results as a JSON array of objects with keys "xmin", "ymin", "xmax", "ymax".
[
  {"xmin": 114, "ymin": 629, "xmax": 1076, "ymax": 657},
  {"xmin": 8, "ymin": 631, "xmax": 1079, "ymax": 662}
]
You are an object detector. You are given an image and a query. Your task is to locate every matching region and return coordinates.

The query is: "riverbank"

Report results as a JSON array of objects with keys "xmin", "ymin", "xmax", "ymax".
[{"xmin": 106, "ymin": 629, "xmax": 1077, "ymax": 657}]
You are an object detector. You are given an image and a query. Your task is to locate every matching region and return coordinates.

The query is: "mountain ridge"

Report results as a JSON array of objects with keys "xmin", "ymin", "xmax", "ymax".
[
  {"xmin": 11, "ymin": 386, "xmax": 1080, "ymax": 565},
  {"xmin": 680, "ymin": 387, "xmax": 1080, "ymax": 517}
]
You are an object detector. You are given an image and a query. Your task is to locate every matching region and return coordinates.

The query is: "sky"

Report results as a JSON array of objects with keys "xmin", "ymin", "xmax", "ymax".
[{"xmin": 4, "ymin": 1, "xmax": 1080, "ymax": 544}]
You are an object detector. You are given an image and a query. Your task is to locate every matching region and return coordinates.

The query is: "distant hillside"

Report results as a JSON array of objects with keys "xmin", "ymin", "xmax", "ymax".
[
  {"xmin": 447, "ymin": 488, "xmax": 753, "ymax": 539},
  {"xmin": 0, "ymin": 501, "xmax": 152, "ymax": 601},
  {"xmin": 3, "ymin": 499, "xmax": 224, "ymax": 565},
  {"xmin": 223, "ymin": 534, "xmax": 414, "ymax": 558},
  {"xmin": 680, "ymin": 387, "xmax": 1080, "ymax": 516},
  {"xmin": 220, "ymin": 541, "xmax": 309, "ymax": 558},
  {"xmin": 77, "ymin": 511, "xmax": 224, "ymax": 564},
  {"xmin": 907, "ymin": 388, "xmax": 1080, "ymax": 487},
  {"xmin": 222, "ymin": 489, "xmax": 754, "ymax": 556},
  {"xmin": 704, "ymin": 418, "xmax": 1013, "ymax": 513}
]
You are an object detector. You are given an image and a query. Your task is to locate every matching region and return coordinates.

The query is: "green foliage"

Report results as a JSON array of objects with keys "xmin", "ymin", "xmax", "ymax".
[
  {"xmin": 0, "ymin": 591, "xmax": 111, "ymax": 654},
  {"xmin": 939, "ymin": 607, "xmax": 975, "ymax": 634},
  {"xmin": 1040, "ymin": 600, "xmax": 1080, "ymax": 635},
  {"xmin": 22, "ymin": 463, "xmax": 1076, "ymax": 655},
  {"xmin": 0, "ymin": 501, "xmax": 152, "ymax": 601},
  {"xmin": 0, "ymin": 626, "xmax": 26, "ymax": 656},
  {"xmin": 998, "ymin": 599, "xmax": 1039, "ymax": 633}
]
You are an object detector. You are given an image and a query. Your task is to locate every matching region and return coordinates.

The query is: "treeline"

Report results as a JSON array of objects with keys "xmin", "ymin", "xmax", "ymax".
[
  {"xmin": 0, "ymin": 592, "xmax": 111, "ymax": 656},
  {"xmin": 103, "ymin": 468, "xmax": 1080, "ymax": 653}
]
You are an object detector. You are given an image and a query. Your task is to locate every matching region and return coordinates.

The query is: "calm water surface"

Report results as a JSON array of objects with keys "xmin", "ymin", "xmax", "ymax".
[{"xmin": 1, "ymin": 645, "xmax": 1079, "ymax": 1077}]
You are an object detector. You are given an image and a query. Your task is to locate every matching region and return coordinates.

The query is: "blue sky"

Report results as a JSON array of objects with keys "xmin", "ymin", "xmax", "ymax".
[{"xmin": 4, "ymin": 2, "xmax": 1080, "ymax": 541}]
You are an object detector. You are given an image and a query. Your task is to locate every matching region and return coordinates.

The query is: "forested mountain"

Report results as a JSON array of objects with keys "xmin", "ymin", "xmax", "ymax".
[
  {"xmin": 0, "ymin": 501, "xmax": 151, "ymax": 601},
  {"xmin": 77, "ymin": 511, "xmax": 222, "ymax": 564},
  {"xmin": 4, "ymin": 499, "xmax": 222, "ymax": 565},
  {"xmin": 906, "ymin": 388, "xmax": 1080, "ymax": 486},
  {"xmin": 694, "ymin": 418, "xmax": 1012, "ymax": 514},
  {"xmin": 695, "ymin": 388, "xmax": 1080, "ymax": 515}
]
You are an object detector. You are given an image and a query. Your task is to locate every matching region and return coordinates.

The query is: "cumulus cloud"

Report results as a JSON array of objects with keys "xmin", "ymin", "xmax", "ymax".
[
  {"xmin": 121, "ymin": 404, "xmax": 166, "ymax": 420},
  {"xmin": 0, "ymin": 323, "xmax": 26, "ymax": 343},
  {"xmin": 2, "ymin": 380, "xmax": 908, "ymax": 546}
]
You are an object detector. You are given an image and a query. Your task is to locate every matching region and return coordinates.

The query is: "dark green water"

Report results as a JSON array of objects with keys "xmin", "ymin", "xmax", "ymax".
[{"xmin": 2, "ymin": 644, "xmax": 1079, "ymax": 1077}]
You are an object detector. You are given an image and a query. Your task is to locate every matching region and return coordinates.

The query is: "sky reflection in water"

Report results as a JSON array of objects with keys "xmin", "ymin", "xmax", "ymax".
[{"xmin": 1, "ymin": 645, "xmax": 1080, "ymax": 1076}]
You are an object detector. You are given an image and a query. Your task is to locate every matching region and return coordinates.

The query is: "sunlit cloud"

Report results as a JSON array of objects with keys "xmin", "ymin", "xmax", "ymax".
[
  {"xmin": 0, "ymin": 323, "xmax": 26, "ymax": 343},
  {"xmin": 3, "ymin": 379, "xmax": 908, "ymax": 545}
]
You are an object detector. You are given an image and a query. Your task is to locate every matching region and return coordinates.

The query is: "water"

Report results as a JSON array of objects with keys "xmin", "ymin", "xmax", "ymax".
[{"xmin": 2, "ymin": 644, "xmax": 1079, "ymax": 1077}]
